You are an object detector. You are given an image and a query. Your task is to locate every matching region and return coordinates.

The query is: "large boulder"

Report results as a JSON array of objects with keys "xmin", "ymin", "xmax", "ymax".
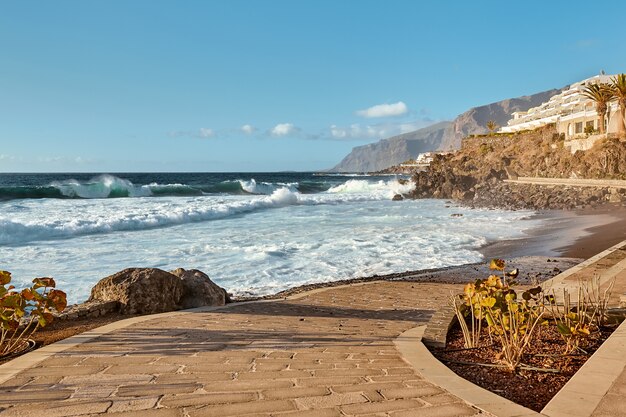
[
  {"xmin": 169, "ymin": 268, "xmax": 229, "ymax": 308},
  {"xmin": 89, "ymin": 268, "xmax": 183, "ymax": 315}
]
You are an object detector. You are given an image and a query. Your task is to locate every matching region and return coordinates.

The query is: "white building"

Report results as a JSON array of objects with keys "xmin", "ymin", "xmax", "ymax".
[{"xmin": 500, "ymin": 74, "xmax": 622, "ymax": 139}]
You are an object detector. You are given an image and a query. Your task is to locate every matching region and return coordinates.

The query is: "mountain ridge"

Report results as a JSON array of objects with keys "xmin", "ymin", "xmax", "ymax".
[{"xmin": 330, "ymin": 87, "xmax": 564, "ymax": 172}]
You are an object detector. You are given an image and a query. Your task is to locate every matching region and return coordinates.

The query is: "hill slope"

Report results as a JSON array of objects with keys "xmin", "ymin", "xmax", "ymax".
[{"xmin": 331, "ymin": 88, "xmax": 563, "ymax": 172}]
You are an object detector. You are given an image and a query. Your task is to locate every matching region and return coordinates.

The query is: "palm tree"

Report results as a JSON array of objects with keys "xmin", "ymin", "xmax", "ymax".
[
  {"xmin": 582, "ymin": 83, "xmax": 613, "ymax": 134},
  {"xmin": 486, "ymin": 120, "xmax": 498, "ymax": 134},
  {"xmin": 610, "ymin": 74, "xmax": 626, "ymax": 136}
]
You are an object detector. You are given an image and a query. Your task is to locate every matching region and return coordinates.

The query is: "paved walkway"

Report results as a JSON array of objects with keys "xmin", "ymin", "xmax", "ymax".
[
  {"xmin": 504, "ymin": 177, "xmax": 626, "ymax": 189},
  {"xmin": 3, "ymin": 240, "xmax": 626, "ymax": 417},
  {"xmin": 0, "ymin": 282, "xmax": 483, "ymax": 417}
]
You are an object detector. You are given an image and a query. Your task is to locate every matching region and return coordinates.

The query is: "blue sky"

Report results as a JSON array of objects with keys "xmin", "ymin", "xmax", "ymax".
[{"xmin": 1, "ymin": 1, "xmax": 625, "ymax": 172}]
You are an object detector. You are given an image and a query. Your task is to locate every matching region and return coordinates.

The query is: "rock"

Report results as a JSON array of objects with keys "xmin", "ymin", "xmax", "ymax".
[
  {"xmin": 170, "ymin": 268, "xmax": 229, "ymax": 308},
  {"xmin": 89, "ymin": 268, "xmax": 183, "ymax": 315},
  {"xmin": 450, "ymin": 213, "xmax": 463, "ymax": 217},
  {"xmin": 392, "ymin": 194, "xmax": 404, "ymax": 201}
]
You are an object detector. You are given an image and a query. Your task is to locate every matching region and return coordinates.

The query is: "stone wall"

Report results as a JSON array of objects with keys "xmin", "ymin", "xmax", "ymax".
[
  {"xmin": 565, "ymin": 134, "xmax": 605, "ymax": 154},
  {"xmin": 461, "ymin": 124, "xmax": 558, "ymax": 151}
]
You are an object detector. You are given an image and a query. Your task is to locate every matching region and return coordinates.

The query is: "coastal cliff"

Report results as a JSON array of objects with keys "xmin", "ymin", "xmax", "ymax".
[
  {"xmin": 330, "ymin": 121, "xmax": 451, "ymax": 172},
  {"xmin": 410, "ymin": 125, "xmax": 626, "ymax": 209},
  {"xmin": 331, "ymin": 89, "xmax": 562, "ymax": 172}
]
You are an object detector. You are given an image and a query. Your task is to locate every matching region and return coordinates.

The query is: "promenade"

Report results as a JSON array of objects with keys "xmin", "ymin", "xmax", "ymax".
[{"xmin": 2, "ymin": 241, "xmax": 626, "ymax": 417}]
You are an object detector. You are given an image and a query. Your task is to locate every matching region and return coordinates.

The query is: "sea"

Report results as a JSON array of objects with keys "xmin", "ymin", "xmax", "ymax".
[{"xmin": 0, "ymin": 172, "xmax": 541, "ymax": 304}]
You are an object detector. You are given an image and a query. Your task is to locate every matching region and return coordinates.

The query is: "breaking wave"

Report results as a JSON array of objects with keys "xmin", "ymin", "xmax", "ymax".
[{"xmin": 0, "ymin": 177, "xmax": 415, "ymax": 245}]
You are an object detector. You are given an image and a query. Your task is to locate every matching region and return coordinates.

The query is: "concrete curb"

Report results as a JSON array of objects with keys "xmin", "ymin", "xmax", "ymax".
[
  {"xmin": 395, "ymin": 326, "xmax": 541, "ymax": 417},
  {"xmin": 541, "ymin": 239, "xmax": 626, "ymax": 289}
]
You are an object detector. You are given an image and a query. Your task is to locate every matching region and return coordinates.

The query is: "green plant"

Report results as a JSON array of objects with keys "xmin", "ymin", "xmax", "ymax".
[
  {"xmin": 451, "ymin": 292, "xmax": 483, "ymax": 349},
  {"xmin": 479, "ymin": 143, "xmax": 493, "ymax": 156},
  {"xmin": 580, "ymin": 276, "xmax": 615, "ymax": 328},
  {"xmin": 583, "ymin": 83, "xmax": 614, "ymax": 134},
  {"xmin": 546, "ymin": 287, "xmax": 592, "ymax": 354},
  {"xmin": 486, "ymin": 120, "xmax": 498, "ymax": 134},
  {"xmin": 458, "ymin": 260, "xmax": 545, "ymax": 372},
  {"xmin": 1, "ymin": 270, "xmax": 67, "ymax": 356},
  {"xmin": 584, "ymin": 124, "xmax": 596, "ymax": 135},
  {"xmin": 609, "ymin": 74, "xmax": 626, "ymax": 136}
]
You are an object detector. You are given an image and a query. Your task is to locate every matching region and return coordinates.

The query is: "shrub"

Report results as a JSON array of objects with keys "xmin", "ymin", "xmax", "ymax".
[
  {"xmin": 453, "ymin": 259, "xmax": 546, "ymax": 372},
  {"xmin": 1, "ymin": 270, "xmax": 67, "ymax": 356},
  {"xmin": 479, "ymin": 143, "xmax": 493, "ymax": 156}
]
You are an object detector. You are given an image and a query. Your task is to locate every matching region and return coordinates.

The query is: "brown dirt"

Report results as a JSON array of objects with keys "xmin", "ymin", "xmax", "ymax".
[{"xmin": 431, "ymin": 321, "xmax": 614, "ymax": 412}]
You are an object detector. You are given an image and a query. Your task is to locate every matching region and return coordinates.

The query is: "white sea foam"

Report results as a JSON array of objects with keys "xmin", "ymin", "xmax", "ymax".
[
  {"xmin": 1, "ymin": 176, "xmax": 542, "ymax": 304},
  {"xmin": 238, "ymin": 179, "xmax": 299, "ymax": 195},
  {"xmin": 327, "ymin": 179, "xmax": 414, "ymax": 198},
  {"xmin": 0, "ymin": 179, "xmax": 413, "ymax": 245}
]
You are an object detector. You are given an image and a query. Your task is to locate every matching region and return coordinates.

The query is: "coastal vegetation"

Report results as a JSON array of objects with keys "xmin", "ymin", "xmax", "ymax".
[
  {"xmin": 582, "ymin": 83, "xmax": 613, "ymax": 134},
  {"xmin": 0, "ymin": 270, "xmax": 67, "ymax": 357},
  {"xmin": 451, "ymin": 260, "xmax": 615, "ymax": 371},
  {"xmin": 611, "ymin": 74, "xmax": 626, "ymax": 135}
]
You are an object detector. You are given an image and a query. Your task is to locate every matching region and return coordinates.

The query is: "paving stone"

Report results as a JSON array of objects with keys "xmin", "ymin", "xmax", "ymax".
[
  {"xmin": 62, "ymin": 374, "xmax": 153, "ymax": 386},
  {"xmin": 381, "ymin": 386, "xmax": 444, "ymax": 400},
  {"xmin": 116, "ymin": 383, "xmax": 201, "ymax": 397},
  {"xmin": 160, "ymin": 392, "xmax": 258, "ymax": 407},
  {"xmin": 104, "ymin": 364, "xmax": 180, "ymax": 375},
  {"xmin": 262, "ymin": 386, "xmax": 329, "ymax": 400},
  {"xmin": 18, "ymin": 366, "xmax": 105, "ymax": 378},
  {"xmin": 296, "ymin": 392, "xmax": 368, "ymax": 409},
  {"xmin": 296, "ymin": 376, "xmax": 365, "ymax": 387},
  {"xmin": 389, "ymin": 403, "xmax": 477, "ymax": 417},
  {"xmin": 0, "ymin": 389, "xmax": 74, "ymax": 405},
  {"xmin": 236, "ymin": 370, "xmax": 312, "ymax": 380},
  {"xmin": 0, "ymin": 400, "xmax": 112, "ymax": 417},
  {"xmin": 421, "ymin": 393, "xmax": 463, "ymax": 406},
  {"xmin": 340, "ymin": 399, "xmax": 425, "ymax": 414},
  {"xmin": 108, "ymin": 396, "xmax": 160, "ymax": 413},
  {"xmin": 34, "ymin": 356, "xmax": 85, "ymax": 367},
  {"xmin": 81, "ymin": 356, "xmax": 157, "ymax": 366},
  {"xmin": 187, "ymin": 399, "xmax": 296, "ymax": 417},
  {"xmin": 274, "ymin": 409, "xmax": 341, "ymax": 417},
  {"xmin": 202, "ymin": 379, "xmax": 294, "ymax": 392},
  {"xmin": 104, "ymin": 409, "xmax": 183, "ymax": 416}
]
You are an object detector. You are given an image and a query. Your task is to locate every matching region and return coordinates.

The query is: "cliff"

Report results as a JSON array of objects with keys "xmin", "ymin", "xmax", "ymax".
[
  {"xmin": 331, "ymin": 88, "xmax": 563, "ymax": 172},
  {"xmin": 331, "ymin": 121, "xmax": 451, "ymax": 172}
]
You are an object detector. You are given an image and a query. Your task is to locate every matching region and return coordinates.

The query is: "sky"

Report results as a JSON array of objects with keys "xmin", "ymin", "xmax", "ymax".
[{"xmin": 1, "ymin": 1, "xmax": 626, "ymax": 172}]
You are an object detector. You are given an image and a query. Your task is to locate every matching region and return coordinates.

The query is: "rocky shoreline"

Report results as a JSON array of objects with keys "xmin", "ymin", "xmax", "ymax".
[{"xmin": 405, "ymin": 125, "xmax": 626, "ymax": 210}]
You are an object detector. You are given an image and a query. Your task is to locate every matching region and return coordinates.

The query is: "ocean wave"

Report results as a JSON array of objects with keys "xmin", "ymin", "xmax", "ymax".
[
  {"xmin": 0, "ymin": 178, "xmax": 414, "ymax": 245},
  {"xmin": 327, "ymin": 179, "xmax": 414, "ymax": 197},
  {"xmin": 0, "ymin": 175, "xmax": 204, "ymax": 200},
  {"xmin": 0, "ymin": 175, "xmax": 333, "ymax": 200}
]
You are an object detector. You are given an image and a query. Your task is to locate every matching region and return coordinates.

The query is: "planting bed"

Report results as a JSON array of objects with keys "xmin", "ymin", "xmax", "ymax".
[{"xmin": 430, "ymin": 321, "xmax": 614, "ymax": 412}]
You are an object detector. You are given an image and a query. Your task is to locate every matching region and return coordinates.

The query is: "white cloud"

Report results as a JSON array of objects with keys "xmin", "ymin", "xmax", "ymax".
[
  {"xmin": 329, "ymin": 119, "xmax": 436, "ymax": 140},
  {"xmin": 356, "ymin": 101, "xmax": 408, "ymax": 118},
  {"xmin": 199, "ymin": 128, "xmax": 214, "ymax": 138},
  {"xmin": 270, "ymin": 123, "xmax": 297, "ymax": 137},
  {"xmin": 168, "ymin": 128, "xmax": 216, "ymax": 139},
  {"xmin": 241, "ymin": 124, "xmax": 256, "ymax": 134}
]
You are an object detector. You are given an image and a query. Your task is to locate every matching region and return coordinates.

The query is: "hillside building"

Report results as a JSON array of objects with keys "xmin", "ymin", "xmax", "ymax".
[{"xmin": 500, "ymin": 74, "xmax": 622, "ymax": 139}]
